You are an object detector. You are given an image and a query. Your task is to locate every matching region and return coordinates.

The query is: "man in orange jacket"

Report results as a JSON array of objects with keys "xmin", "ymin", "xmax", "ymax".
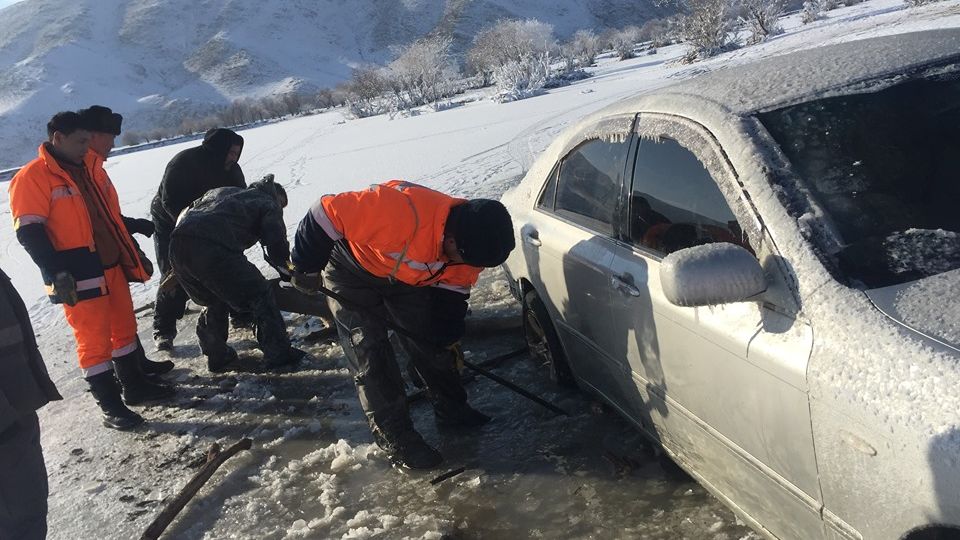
[
  {"xmin": 8, "ymin": 111, "xmax": 174, "ymax": 431},
  {"xmin": 78, "ymin": 105, "xmax": 174, "ymax": 375},
  {"xmin": 291, "ymin": 180, "xmax": 515, "ymax": 469}
]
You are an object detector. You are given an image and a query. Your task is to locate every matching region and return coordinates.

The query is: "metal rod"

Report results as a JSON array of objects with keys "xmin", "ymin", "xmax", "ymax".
[{"xmin": 316, "ymin": 284, "xmax": 569, "ymax": 417}]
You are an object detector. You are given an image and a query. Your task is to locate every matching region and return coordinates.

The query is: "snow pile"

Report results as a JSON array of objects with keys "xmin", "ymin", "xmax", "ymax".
[
  {"xmin": 304, "ymin": 439, "xmax": 380, "ymax": 473},
  {"xmin": 885, "ymin": 228, "xmax": 960, "ymax": 278}
]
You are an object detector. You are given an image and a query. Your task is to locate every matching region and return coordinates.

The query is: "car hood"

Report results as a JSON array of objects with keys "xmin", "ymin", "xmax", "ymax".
[{"xmin": 866, "ymin": 268, "xmax": 960, "ymax": 352}]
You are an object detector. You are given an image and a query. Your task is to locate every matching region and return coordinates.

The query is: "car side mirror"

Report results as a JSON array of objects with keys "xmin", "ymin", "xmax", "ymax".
[{"xmin": 659, "ymin": 243, "xmax": 767, "ymax": 307}]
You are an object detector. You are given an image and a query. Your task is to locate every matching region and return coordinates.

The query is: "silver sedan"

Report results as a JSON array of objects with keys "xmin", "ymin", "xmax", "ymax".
[{"xmin": 501, "ymin": 29, "xmax": 960, "ymax": 540}]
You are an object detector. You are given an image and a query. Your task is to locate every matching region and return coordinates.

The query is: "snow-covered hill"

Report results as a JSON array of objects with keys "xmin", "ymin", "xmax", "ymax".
[{"xmin": 0, "ymin": 0, "xmax": 667, "ymax": 169}]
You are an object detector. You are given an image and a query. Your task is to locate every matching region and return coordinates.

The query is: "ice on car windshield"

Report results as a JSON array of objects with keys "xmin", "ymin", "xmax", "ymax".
[{"xmin": 759, "ymin": 65, "xmax": 960, "ymax": 289}]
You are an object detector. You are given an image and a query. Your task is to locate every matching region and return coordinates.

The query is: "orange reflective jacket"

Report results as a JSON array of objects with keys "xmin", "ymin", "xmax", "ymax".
[
  {"xmin": 311, "ymin": 180, "xmax": 481, "ymax": 293},
  {"xmin": 8, "ymin": 145, "xmax": 149, "ymax": 303}
]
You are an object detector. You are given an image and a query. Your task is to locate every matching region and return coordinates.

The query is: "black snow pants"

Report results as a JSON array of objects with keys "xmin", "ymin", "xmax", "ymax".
[
  {"xmin": 323, "ymin": 244, "xmax": 468, "ymax": 443},
  {"xmin": 151, "ymin": 216, "xmax": 190, "ymax": 340},
  {"xmin": 0, "ymin": 411, "xmax": 48, "ymax": 540},
  {"xmin": 168, "ymin": 235, "xmax": 292, "ymax": 365}
]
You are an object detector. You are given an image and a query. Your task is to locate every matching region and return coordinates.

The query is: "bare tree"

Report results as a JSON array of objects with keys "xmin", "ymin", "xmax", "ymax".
[
  {"xmin": 280, "ymin": 92, "xmax": 305, "ymax": 116},
  {"xmin": 385, "ymin": 35, "xmax": 458, "ymax": 111},
  {"xmin": 667, "ymin": 0, "xmax": 738, "ymax": 60},
  {"xmin": 569, "ymin": 29, "xmax": 602, "ymax": 67},
  {"xmin": 343, "ymin": 67, "xmax": 391, "ymax": 118},
  {"xmin": 609, "ymin": 26, "xmax": 642, "ymax": 60},
  {"xmin": 738, "ymin": 0, "xmax": 785, "ymax": 43},
  {"xmin": 466, "ymin": 19, "xmax": 556, "ymax": 85},
  {"xmin": 639, "ymin": 18, "xmax": 675, "ymax": 48},
  {"xmin": 314, "ymin": 88, "xmax": 344, "ymax": 109},
  {"xmin": 559, "ymin": 29, "xmax": 601, "ymax": 72},
  {"xmin": 801, "ymin": 0, "xmax": 824, "ymax": 23},
  {"xmin": 121, "ymin": 131, "xmax": 144, "ymax": 146},
  {"xmin": 492, "ymin": 52, "xmax": 552, "ymax": 102}
]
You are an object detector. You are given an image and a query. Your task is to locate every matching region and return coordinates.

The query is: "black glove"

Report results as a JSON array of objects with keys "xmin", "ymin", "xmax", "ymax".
[
  {"xmin": 446, "ymin": 341, "xmax": 465, "ymax": 373},
  {"xmin": 291, "ymin": 270, "xmax": 322, "ymax": 295},
  {"xmin": 123, "ymin": 216, "xmax": 155, "ymax": 238},
  {"xmin": 53, "ymin": 272, "xmax": 79, "ymax": 306},
  {"xmin": 265, "ymin": 243, "xmax": 291, "ymax": 271}
]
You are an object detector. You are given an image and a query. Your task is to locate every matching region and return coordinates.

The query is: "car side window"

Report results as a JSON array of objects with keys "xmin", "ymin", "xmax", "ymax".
[
  {"xmin": 630, "ymin": 137, "xmax": 750, "ymax": 255},
  {"xmin": 554, "ymin": 138, "xmax": 629, "ymax": 236},
  {"xmin": 537, "ymin": 164, "xmax": 559, "ymax": 211}
]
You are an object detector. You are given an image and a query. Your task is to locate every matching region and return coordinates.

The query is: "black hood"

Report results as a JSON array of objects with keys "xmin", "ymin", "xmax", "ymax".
[{"xmin": 202, "ymin": 128, "xmax": 244, "ymax": 162}]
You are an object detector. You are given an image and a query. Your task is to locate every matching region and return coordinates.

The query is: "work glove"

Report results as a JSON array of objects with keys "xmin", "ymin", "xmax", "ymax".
[
  {"xmin": 446, "ymin": 341, "xmax": 465, "ymax": 373},
  {"xmin": 261, "ymin": 173, "xmax": 275, "ymax": 183},
  {"xmin": 52, "ymin": 271, "xmax": 79, "ymax": 306},
  {"xmin": 140, "ymin": 256, "xmax": 154, "ymax": 277},
  {"xmin": 124, "ymin": 217, "xmax": 155, "ymax": 238},
  {"xmin": 157, "ymin": 270, "xmax": 180, "ymax": 298},
  {"xmin": 291, "ymin": 269, "xmax": 323, "ymax": 295}
]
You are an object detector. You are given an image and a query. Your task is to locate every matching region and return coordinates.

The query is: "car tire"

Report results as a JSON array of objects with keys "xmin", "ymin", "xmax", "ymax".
[{"xmin": 523, "ymin": 289, "xmax": 575, "ymax": 387}]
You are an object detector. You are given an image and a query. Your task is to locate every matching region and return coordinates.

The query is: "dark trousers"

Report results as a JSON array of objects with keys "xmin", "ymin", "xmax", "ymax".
[
  {"xmin": 152, "ymin": 220, "xmax": 189, "ymax": 340},
  {"xmin": 324, "ymin": 245, "xmax": 467, "ymax": 442},
  {"xmin": 168, "ymin": 235, "xmax": 291, "ymax": 364},
  {"xmin": 0, "ymin": 412, "xmax": 48, "ymax": 540}
]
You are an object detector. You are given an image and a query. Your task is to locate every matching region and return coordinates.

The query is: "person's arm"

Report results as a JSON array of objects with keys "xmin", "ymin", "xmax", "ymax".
[
  {"xmin": 291, "ymin": 201, "xmax": 336, "ymax": 273},
  {"xmin": 15, "ymin": 224, "xmax": 60, "ymax": 276},
  {"xmin": 9, "ymin": 173, "xmax": 59, "ymax": 276},
  {"xmin": 259, "ymin": 200, "xmax": 291, "ymax": 269}
]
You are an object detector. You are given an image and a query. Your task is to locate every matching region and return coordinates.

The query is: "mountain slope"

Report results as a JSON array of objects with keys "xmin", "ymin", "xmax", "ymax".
[{"xmin": 0, "ymin": 0, "xmax": 664, "ymax": 169}]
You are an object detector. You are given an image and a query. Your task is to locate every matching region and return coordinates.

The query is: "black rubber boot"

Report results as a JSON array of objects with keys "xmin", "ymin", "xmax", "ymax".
[
  {"xmin": 265, "ymin": 346, "xmax": 309, "ymax": 371},
  {"xmin": 153, "ymin": 334, "xmax": 174, "ymax": 352},
  {"xmin": 138, "ymin": 341, "xmax": 174, "ymax": 375},
  {"xmin": 113, "ymin": 348, "xmax": 176, "ymax": 405},
  {"xmin": 374, "ymin": 429, "xmax": 443, "ymax": 470},
  {"xmin": 85, "ymin": 371, "xmax": 144, "ymax": 430},
  {"xmin": 434, "ymin": 401, "xmax": 491, "ymax": 429},
  {"xmin": 207, "ymin": 347, "xmax": 239, "ymax": 373}
]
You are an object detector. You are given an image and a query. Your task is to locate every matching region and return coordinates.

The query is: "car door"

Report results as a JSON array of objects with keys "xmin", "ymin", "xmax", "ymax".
[
  {"xmin": 603, "ymin": 113, "xmax": 824, "ymax": 539},
  {"xmin": 521, "ymin": 129, "xmax": 633, "ymax": 402}
]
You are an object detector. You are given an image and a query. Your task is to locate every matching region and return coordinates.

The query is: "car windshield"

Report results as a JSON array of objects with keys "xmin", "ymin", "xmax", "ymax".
[{"xmin": 759, "ymin": 65, "xmax": 960, "ymax": 289}]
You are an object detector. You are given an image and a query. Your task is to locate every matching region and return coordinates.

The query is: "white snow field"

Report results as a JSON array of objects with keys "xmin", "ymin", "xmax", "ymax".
[{"xmin": 2, "ymin": 0, "xmax": 959, "ymax": 538}]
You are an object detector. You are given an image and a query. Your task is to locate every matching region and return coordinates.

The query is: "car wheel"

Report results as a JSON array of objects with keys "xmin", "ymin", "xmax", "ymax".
[{"xmin": 523, "ymin": 289, "xmax": 575, "ymax": 387}]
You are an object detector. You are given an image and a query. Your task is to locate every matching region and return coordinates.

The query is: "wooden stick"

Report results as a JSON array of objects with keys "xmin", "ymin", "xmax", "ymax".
[{"xmin": 141, "ymin": 438, "xmax": 253, "ymax": 540}]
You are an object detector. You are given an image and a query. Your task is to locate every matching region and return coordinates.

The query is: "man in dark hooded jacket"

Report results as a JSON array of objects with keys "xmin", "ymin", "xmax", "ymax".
[
  {"xmin": 0, "ymin": 266, "xmax": 62, "ymax": 539},
  {"xmin": 150, "ymin": 128, "xmax": 245, "ymax": 351},
  {"xmin": 168, "ymin": 177, "xmax": 306, "ymax": 372}
]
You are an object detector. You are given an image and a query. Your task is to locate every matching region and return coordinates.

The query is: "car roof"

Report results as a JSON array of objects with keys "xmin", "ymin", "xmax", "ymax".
[{"xmin": 602, "ymin": 28, "xmax": 960, "ymax": 118}]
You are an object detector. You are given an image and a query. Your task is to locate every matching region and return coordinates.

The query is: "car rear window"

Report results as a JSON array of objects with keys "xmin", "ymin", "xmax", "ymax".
[{"xmin": 759, "ymin": 66, "xmax": 960, "ymax": 288}]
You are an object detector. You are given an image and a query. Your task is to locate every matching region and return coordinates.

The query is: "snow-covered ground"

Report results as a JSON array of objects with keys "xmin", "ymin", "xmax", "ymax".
[{"xmin": 3, "ymin": 0, "xmax": 960, "ymax": 537}]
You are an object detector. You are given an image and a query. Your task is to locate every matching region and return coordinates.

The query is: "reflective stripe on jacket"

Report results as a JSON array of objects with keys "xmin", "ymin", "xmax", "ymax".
[
  {"xmin": 8, "ymin": 145, "xmax": 149, "ymax": 304},
  {"xmin": 312, "ymin": 180, "xmax": 481, "ymax": 292}
]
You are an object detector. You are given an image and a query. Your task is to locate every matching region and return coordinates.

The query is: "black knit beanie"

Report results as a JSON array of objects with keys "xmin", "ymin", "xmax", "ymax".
[{"xmin": 450, "ymin": 199, "xmax": 515, "ymax": 268}]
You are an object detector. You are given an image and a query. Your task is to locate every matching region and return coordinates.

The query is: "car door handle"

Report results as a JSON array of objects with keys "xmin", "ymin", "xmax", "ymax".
[
  {"xmin": 523, "ymin": 230, "xmax": 542, "ymax": 247},
  {"xmin": 611, "ymin": 274, "xmax": 641, "ymax": 297}
]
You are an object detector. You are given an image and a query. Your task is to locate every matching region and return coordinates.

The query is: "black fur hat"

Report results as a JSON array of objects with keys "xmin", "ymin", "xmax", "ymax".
[{"xmin": 77, "ymin": 105, "xmax": 123, "ymax": 135}]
